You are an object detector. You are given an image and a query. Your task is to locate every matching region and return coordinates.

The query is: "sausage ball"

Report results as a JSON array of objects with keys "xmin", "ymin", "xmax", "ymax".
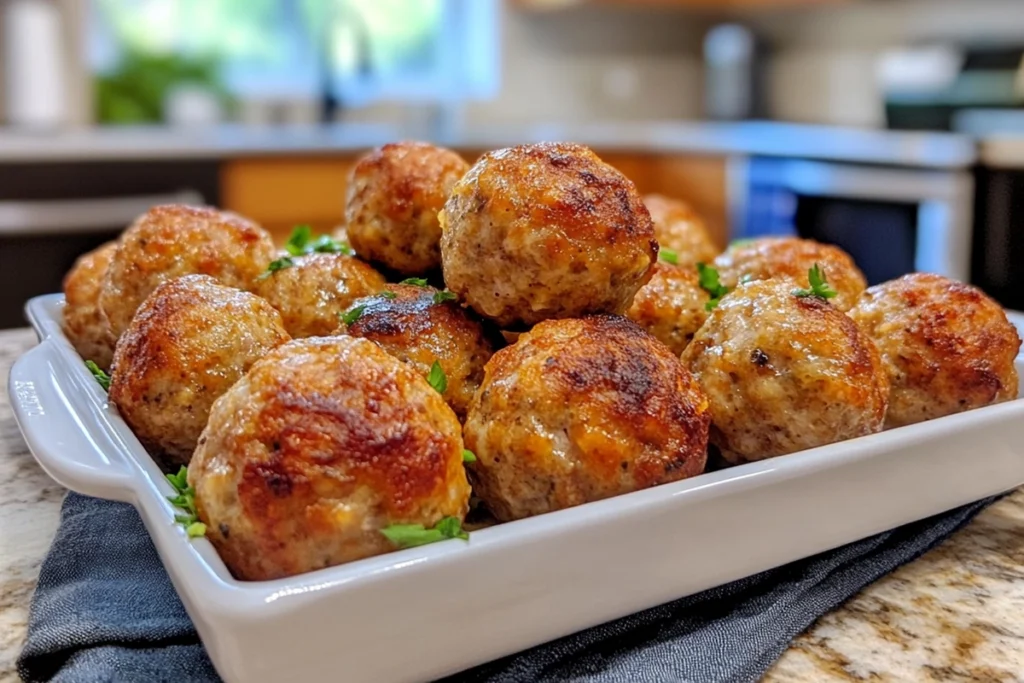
[
  {"xmin": 681, "ymin": 279, "xmax": 888, "ymax": 465},
  {"xmin": 100, "ymin": 204, "xmax": 277, "ymax": 341},
  {"xmin": 439, "ymin": 143, "xmax": 657, "ymax": 329},
  {"xmin": 109, "ymin": 275, "xmax": 290, "ymax": 467},
  {"xmin": 62, "ymin": 241, "xmax": 118, "ymax": 370},
  {"xmin": 252, "ymin": 253, "xmax": 385, "ymax": 338},
  {"xmin": 464, "ymin": 315, "xmax": 710, "ymax": 522},
  {"xmin": 342, "ymin": 284, "xmax": 498, "ymax": 420},
  {"xmin": 188, "ymin": 336, "xmax": 471, "ymax": 581},
  {"xmin": 626, "ymin": 262, "xmax": 711, "ymax": 356},
  {"xmin": 713, "ymin": 237, "xmax": 867, "ymax": 312},
  {"xmin": 345, "ymin": 141, "xmax": 469, "ymax": 275},
  {"xmin": 849, "ymin": 273, "xmax": 1021, "ymax": 428},
  {"xmin": 644, "ymin": 194, "xmax": 718, "ymax": 266}
]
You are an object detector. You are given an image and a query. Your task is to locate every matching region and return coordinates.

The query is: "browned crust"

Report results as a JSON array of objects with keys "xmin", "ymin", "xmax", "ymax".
[{"xmin": 461, "ymin": 142, "xmax": 657, "ymax": 249}]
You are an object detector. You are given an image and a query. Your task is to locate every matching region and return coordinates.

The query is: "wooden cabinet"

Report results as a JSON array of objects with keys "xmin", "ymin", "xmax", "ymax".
[
  {"xmin": 220, "ymin": 151, "xmax": 729, "ymax": 248},
  {"xmin": 220, "ymin": 157, "xmax": 357, "ymax": 243}
]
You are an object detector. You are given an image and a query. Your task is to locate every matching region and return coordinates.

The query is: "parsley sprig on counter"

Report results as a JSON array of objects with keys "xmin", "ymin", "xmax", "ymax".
[
  {"xmin": 792, "ymin": 263, "xmax": 838, "ymax": 301},
  {"xmin": 166, "ymin": 466, "xmax": 206, "ymax": 538},
  {"xmin": 85, "ymin": 361, "xmax": 111, "ymax": 391},
  {"xmin": 697, "ymin": 263, "xmax": 730, "ymax": 311},
  {"xmin": 380, "ymin": 516, "xmax": 469, "ymax": 548},
  {"xmin": 284, "ymin": 224, "xmax": 352, "ymax": 256}
]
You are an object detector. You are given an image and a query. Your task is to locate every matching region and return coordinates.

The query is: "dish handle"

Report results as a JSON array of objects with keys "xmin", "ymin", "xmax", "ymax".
[{"xmin": 8, "ymin": 339, "xmax": 135, "ymax": 502}]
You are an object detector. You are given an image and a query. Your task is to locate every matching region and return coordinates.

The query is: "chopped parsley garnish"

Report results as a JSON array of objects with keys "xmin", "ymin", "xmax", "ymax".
[
  {"xmin": 380, "ymin": 516, "xmax": 469, "ymax": 548},
  {"xmin": 166, "ymin": 466, "xmax": 205, "ymax": 538},
  {"xmin": 697, "ymin": 263, "xmax": 730, "ymax": 311},
  {"xmin": 659, "ymin": 248, "xmax": 679, "ymax": 265},
  {"xmin": 284, "ymin": 224, "xmax": 352, "ymax": 256},
  {"xmin": 792, "ymin": 263, "xmax": 838, "ymax": 301},
  {"xmin": 462, "ymin": 448, "xmax": 477, "ymax": 463},
  {"xmin": 433, "ymin": 290, "xmax": 458, "ymax": 304},
  {"xmin": 257, "ymin": 256, "xmax": 295, "ymax": 280},
  {"xmin": 730, "ymin": 238, "xmax": 756, "ymax": 248},
  {"xmin": 381, "ymin": 290, "xmax": 397, "ymax": 300},
  {"xmin": 340, "ymin": 304, "xmax": 367, "ymax": 326},
  {"xmin": 85, "ymin": 361, "xmax": 110, "ymax": 391},
  {"xmin": 427, "ymin": 361, "xmax": 447, "ymax": 394},
  {"xmin": 401, "ymin": 277, "xmax": 429, "ymax": 287}
]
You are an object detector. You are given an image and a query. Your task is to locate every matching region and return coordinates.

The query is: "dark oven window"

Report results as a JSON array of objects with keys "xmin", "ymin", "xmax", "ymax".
[{"xmin": 794, "ymin": 196, "xmax": 919, "ymax": 286}]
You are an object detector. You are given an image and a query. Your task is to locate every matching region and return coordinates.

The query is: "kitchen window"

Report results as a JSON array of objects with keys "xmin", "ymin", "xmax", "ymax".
[{"xmin": 88, "ymin": 0, "xmax": 500, "ymax": 123}]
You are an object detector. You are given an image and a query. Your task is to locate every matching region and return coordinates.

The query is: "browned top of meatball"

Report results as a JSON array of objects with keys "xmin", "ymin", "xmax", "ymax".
[
  {"xmin": 713, "ymin": 237, "xmax": 867, "ymax": 312},
  {"xmin": 626, "ymin": 262, "xmax": 710, "ymax": 356},
  {"xmin": 643, "ymin": 193, "xmax": 718, "ymax": 266},
  {"xmin": 64, "ymin": 241, "xmax": 118, "ymax": 308},
  {"xmin": 100, "ymin": 204, "xmax": 277, "ymax": 339},
  {"xmin": 480, "ymin": 315, "xmax": 710, "ymax": 489},
  {"xmin": 62, "ymin": 241, "xmax": 119, "ymax": 369},
  {"xmin": 343, "ymin": 284, "xmax": 498, "ymax": 419},
  {"xmin": 682, "ymin": 278, "xmax": 888, "ymax": 463},
  {"xmin": 252, "ymin": 252, "xmax": 385, "ymax": 338},
  {"xmin": 119, "ymin": 204, "xmax": 271, "ymax": 276},
  {"xmin": 466, "ymin": 143, "xmax": 657, "ymax": 247},
  {"xmin": 228, "ymin": 337, "xmax": 464, "ymax": 520},
  {"xmin": 348, "ymin": 142, "xmax": 469, "ymax": 223},
  {"xmin": 851, "ymin": 272, "xmax": 1021, "ymax": 426}
]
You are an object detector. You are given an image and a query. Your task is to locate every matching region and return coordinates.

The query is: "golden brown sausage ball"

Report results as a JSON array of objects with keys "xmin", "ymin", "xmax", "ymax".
[
  {"xmin": 100, "ymin": 205, "xmax": 277, "ymax": 341},
  {"xmin": 109, "ymin": 275, "xmax": 290, "ymax": 467},
  {"xmin": 713, "ymin": 237, "xmax": 867, "ymax": 312},
  {"xmin": 681, "ymin": 279, "xmax": 888, "ymax": 465},
  {"xmin": 62, "ymin": 241, "xmax": 118, "ymax": 370},
  {"xmin": 252, "ymin": 253, "xmax": 385, "ymax": 338},
  {"xmin": 464, "ymin": 315, "xmax": 710, "ymax": 522},
  {"xmin": 439, "ymin": 143, "xmax": 657, "ymax": 329},
  {"xmin": 188, "ymin": 336, "xmax": 471, "ymax": 581},
  {"xmin": 643, "ymin": 194, "xmax": 718, "ymax": 266},
  {"xmin": 342, "ymin": 284, "xmax": 497, "ymax": 420},
  {"xmin": 626, "ymin": 262, "xmax": 710, "ymax": 356},
  {"xmin": 345, "ymin": 142, "xmax": 469, "ymax": 275},
  {"xmin": 849, "ymin": 273, "xmax": 1021, "ymax": 428}
]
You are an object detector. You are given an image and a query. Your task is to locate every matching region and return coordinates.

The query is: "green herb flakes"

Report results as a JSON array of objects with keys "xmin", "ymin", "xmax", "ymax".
[
  {"xmin": 166, "ymin": 466, "xmax": 204, "ymax": 538},
  {"xmin": 380, "ymin": 516, "xmax": 469, "ymax": 548},
  {"xmin": 792, "ymin": 263, "xmax": 838, "ymax": 301},
  {"xmin": 427, "ymin": 361, "xmax": 447, "ymax": 394},
  {"xmin": 697, "ymin": 263, "xmax": 730, "ymax": 311},
  {"xmin": 85, "ymin": 361, "xmax": 111, "ymax": 391}
]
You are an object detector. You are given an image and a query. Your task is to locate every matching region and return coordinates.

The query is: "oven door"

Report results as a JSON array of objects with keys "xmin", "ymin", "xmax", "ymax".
[{"xmin": 735, "ymin": 157, "xmax": 974, "ymax": 286}]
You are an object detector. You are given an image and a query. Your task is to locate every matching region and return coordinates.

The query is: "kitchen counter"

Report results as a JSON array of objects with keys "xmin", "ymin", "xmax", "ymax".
[
  {"xmin": 2, "ymin": 327, "xmax": 1024, "ymax": 682},
  {"xmin": 0, "ymin": 121, "xmax": 977, "ymax": 169}
]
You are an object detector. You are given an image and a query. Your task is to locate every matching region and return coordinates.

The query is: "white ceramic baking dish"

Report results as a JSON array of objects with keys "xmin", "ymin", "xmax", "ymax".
[{"xmin": 10, "ymin": 293, "xmax": 1024, "ymax": 683}]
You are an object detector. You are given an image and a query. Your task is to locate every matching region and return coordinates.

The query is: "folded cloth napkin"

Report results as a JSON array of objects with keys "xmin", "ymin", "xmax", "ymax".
[{"xmin": 19, "ymin": 492, "xmax": 999, "ymax": 683}]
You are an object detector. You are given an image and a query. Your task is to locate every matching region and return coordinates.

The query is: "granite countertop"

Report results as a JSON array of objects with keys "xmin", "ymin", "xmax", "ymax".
[
  {"xmin": 0, "ymin": 121, "xmax": 977, "ymax": 169},
  {"xmin": 2, "ymin": 327, "xmax": 1024, "ymax": 681}
]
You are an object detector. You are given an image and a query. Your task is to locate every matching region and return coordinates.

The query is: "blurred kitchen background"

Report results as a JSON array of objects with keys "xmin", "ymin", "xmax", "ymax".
[{"xmin": 3, "ymin": 0, "xmax": 1024, "ymax": 326}]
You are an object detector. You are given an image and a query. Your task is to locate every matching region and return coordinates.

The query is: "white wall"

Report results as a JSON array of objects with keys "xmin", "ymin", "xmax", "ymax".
[
  {"xmin": 347, "ymin": 2, "xmax": 711, "ymax": 127},
  {"xmin": 746, "ymin": 0, "xmax": 1024, "ymax": 127}
]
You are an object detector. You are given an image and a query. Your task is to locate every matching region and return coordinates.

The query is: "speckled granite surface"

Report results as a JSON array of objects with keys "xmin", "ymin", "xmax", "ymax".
[{"xmin": 2, "ymin": 326, "xmax": 1023, "ymax": 682}]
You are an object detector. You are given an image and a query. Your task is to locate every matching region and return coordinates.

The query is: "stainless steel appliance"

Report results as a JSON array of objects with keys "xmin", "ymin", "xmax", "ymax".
[
  {"xmin": 0, "ymin": 159, "xmax": 219, "ymax": 328},
  {"xmin": 734, "ymin": 156, "xmax": 974, "ymax": 286}
]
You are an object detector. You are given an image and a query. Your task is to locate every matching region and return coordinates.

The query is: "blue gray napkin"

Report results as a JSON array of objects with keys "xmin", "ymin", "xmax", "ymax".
[{"xmin": 19, "ymin": 491, "xmax": 999, "ymax": 683}]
